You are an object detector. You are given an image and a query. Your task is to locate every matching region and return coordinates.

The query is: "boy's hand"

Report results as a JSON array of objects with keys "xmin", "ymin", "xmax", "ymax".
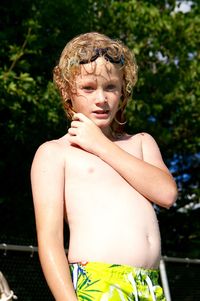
[{"xmin": 68, "ymin": 113, "xmax": 110, "ymax": 155}]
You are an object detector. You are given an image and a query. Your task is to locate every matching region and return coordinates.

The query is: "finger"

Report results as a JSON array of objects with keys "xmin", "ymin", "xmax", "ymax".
[
  {"xmin": 73, "ymin": 113, "xmax": 90, "ymax": 122},
  {"xmin": 68, "ymin": 128, "xmax": 77, "ymax": 136},
  {"xmin": 67, "ymin": 135, "xmax": 78, "ymax": 147},
  {"xmin": 72, "ymin": 113, "xmax": 82, "ymax": 121},
  {"xmin": 71, "ymin": 120, "xmax": 81, "ymax": 128}
]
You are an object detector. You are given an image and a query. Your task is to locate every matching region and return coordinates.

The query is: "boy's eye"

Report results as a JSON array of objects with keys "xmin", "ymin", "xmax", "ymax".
[
  {"xmin": 82, "ymin": 86, "xmax": 94, "ymax": 91},
  {"xmin": 106, "ymin": 84, "xmax": 116, "ymax": 91}
]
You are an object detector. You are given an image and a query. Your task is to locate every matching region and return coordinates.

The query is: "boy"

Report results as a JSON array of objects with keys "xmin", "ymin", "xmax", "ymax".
[{"xmin": 31, "ymin": 32, "xmax": 177, "ymax": 301}]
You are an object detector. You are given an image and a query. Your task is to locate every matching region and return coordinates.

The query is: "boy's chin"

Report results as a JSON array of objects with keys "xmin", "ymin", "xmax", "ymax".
[{"xmin": 94, "ymin": 120, "xmax": 112, "ymax": 129}]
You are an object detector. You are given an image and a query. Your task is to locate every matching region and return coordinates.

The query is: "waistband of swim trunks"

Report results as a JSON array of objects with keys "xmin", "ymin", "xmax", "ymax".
[{"xmin": 69, "ymin": 261, "xmax": 159, "ymax": 280}]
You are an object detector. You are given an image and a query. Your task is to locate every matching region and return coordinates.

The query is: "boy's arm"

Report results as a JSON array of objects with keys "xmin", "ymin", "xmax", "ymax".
[
  {"xmin": 68, "ymin": 113, "xmax": 178, "ymax": 208},
  {"xmin": 110, "ymin": 132, "xmax": 177, "ymax": 208},
  {"xmin": 31, "ymin": 142, "xmax": 77, "ymax": 301}
]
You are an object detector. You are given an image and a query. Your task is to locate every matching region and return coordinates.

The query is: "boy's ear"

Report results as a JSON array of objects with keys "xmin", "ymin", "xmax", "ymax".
[{"xmin": 61, "ymin": 88, "xmax": 70, "ymax": 101}]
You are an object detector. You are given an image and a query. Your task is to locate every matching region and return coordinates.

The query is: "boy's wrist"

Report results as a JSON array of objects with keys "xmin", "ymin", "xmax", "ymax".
[{"xmin": 97, "ymin": 138, "xmax": 117, "ymax": 160}]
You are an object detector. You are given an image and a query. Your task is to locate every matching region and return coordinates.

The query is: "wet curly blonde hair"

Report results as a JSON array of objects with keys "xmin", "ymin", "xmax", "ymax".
[{"xmin": 53, "ymin": 32, "xmax": 138, "ymax": 133}]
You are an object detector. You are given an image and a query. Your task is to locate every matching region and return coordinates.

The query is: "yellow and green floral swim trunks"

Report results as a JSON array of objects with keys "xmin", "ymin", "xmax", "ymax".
[{"xmin": 70, "ymin": 261, "xmax": 166, "ymax": 301}]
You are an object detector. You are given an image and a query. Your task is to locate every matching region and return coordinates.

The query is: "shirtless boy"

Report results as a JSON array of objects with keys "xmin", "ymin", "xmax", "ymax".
[{"xmin": 31, "ymin": 32, "xmax": 177, "ymax": 301}]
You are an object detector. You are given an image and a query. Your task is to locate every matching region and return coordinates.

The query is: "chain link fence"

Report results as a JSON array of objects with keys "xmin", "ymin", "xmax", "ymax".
[
  {"xmin": 0, "ymin": 245, "xmax": 53, "ymax": 301},
  {"xmin": 162, "ymin": 256, "xmax": 200, "ymax": 301}
]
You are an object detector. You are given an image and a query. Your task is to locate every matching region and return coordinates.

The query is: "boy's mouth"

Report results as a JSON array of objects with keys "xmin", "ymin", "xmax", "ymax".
[
  {"xmin": 92, "ymin": 109, "xmax": 110, "ymax": 118},
  {"xmin": 93, "ymin": 109, "xmax": 109, "ymax": 114}
]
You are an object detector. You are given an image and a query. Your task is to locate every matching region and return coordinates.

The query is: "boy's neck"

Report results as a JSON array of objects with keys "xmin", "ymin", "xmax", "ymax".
[
  {"xmin": 102, "ymin": 126, "xmax": 124, "ymax": 141},
  {"xmin": 102, "ymin": 126, "xmax": 113, "ymax": 140}
]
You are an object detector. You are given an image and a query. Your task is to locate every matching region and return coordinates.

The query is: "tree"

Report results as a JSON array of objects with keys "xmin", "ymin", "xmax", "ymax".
[{"xmin": 0, "ymin": 0, "xmax": 92, "ymax": 244}]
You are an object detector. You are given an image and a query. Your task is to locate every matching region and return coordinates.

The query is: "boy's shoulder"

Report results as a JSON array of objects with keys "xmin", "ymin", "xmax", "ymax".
[
  {"xmin": 119, "ymin": 132, "xmax": 160, "ymax": 155},
  {"xmin": 121, "ymin": 132, "xmax": 156, "ymax": 143},
  {"xmin": 34, "ymin": 134, "xmax": 71, "ymax": 161}
]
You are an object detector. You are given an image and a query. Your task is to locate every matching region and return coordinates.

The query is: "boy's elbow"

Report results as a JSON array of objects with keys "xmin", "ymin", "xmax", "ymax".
[{"xmin": 163, "ymin": 183, "xmax": 178, "ymax": 209}]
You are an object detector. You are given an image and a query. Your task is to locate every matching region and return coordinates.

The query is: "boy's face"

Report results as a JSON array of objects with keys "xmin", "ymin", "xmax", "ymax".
[{"xmin": 71, "ymin": 57, "xmax": 123, "ymax": 131}]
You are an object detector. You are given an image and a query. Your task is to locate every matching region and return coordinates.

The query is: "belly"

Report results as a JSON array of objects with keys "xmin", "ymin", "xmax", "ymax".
[
  {"xmin": 66, "ymin": 190, "xmax": 161, "ymax": 269},
  {"xmin": 65, "ymin": 148, "xmax": 161, "ymax": 269}
]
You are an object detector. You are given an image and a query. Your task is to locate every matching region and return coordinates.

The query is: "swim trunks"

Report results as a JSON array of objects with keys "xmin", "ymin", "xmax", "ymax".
[{"xmin": 70, "ymin": 261, "xmax": 166, "ymax": 301}]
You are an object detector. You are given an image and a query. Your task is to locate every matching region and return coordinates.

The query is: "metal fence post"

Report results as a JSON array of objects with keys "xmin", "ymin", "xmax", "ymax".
[{"xmin": 159, "ymin": 258, "xmax": 172, "ymax": 301}]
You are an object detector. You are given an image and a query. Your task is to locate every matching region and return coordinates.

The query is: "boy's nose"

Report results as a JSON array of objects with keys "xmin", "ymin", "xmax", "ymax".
[{"xmin": 95, "ymin": 89, "xmax": 107, "ymax": 104}]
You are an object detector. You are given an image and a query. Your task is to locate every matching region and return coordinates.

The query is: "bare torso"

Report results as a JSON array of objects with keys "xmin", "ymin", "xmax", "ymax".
[{"xmin": 60, "ymin": 133, "xmax": 161, "ymax": 269}]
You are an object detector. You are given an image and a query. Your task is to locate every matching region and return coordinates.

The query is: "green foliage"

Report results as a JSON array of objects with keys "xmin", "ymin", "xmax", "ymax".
[
  {"xmin": 90, "ymin": 0, "xmax": 200, "ymax": 154},
  {"xmin": 0, "ymin": 0, "xmax": 199, "ymax": 257}
]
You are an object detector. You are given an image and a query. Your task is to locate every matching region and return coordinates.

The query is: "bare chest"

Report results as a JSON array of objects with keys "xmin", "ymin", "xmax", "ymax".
[
  {"xmin": 64, "ymin": 135, "xmax": 144, "ymax": 213},
  {"xmin": 65, "ymin": 136, "xmax": 143, "ymax": 188}
]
